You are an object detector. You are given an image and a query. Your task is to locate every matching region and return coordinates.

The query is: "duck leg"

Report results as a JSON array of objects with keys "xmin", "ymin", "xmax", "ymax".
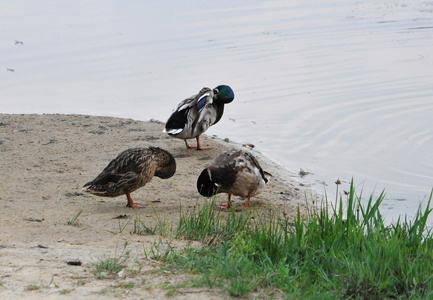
[
  {"xmin": 184, "ymin": 139, "xmax": 197, "ymax": 149},
  {"xmin": 217, "ymin": 194, "xmax": 232, "ymax": 209},
  {"xmin": 235, "ymin": 193, "xmax": 252, "ymax": 211},
  {"xmin": 195, "ymin": 136, "xmax": 211, "ymax": 151},
  {"xmin": 184, "ymin": 136, "xmax": 211, "ymax": 150},
  {"xmin": 126, "ymin": 192, "xmax": 146, "ymax": 208}
]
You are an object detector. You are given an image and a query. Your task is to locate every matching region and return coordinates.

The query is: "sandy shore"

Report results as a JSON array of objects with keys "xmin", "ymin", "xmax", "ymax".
[{"xmin": 0, "ymin": 114, "xmax": 312, "ymax": 299}]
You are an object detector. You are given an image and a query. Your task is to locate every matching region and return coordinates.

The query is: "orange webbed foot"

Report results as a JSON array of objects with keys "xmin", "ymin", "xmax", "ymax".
[
  {"xmin": 195, "ymin": 136, "xmax": 211, "ymax": 151},
  {"xmin": 216, "ymin": 203, "xmax": 231, "ymax": 209},
  {"xmin": 184, "ymin": 140, "xmax": 197, "ymax": 149},
  {"xmin": 126, "ymin": 193, "xmax": 146, "ymax": 208},
  {"xmin": 233, "ymin": 194, "xmax": 252, "ymax": 211},
  {"xmin": 216, "ymin": 194, "xmax": 231, "ymax": 209},
  {"xmin": 127, "ymin": 202, "xmax": 146, "ymax": 208}
]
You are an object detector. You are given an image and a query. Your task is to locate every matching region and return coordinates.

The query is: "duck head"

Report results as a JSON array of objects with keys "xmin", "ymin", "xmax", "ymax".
[
  {"xmin": 213, "ymin": 85, "xmax": 234, "ymax": 104},
  {"xmin": 154, "ymin": 150, "xmax": 177, "ymax": 179},
  {"xmin": 197, "ymin": 169, "xmax": 219, "ymax": 197}
]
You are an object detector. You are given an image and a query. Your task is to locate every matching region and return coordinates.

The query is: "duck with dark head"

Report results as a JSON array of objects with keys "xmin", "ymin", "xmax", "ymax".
[
  {"xmin": 197, "ymin": 149, "xmax": 271, "ymax": 210},
  {"xmin": 164, "ymin": 85, "xmax": 234, "ymax": 150}
]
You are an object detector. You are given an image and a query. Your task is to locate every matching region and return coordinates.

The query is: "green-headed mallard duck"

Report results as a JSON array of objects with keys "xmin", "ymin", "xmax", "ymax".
[
  {"xmin": 197, "ymin": 149, "xmax": 271, "ymax": 210},
  {"xmin": 164, "ymin": 85, "xmax": 234, "ymax": 150},
  {"xmin": 83, "ymin": 147, "xmax": 176, "ymax": 208}
]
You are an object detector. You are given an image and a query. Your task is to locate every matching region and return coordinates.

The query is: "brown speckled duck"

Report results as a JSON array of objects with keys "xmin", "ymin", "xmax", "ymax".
[
  {"xmin": 197, "ymin": 149, "xmax": 270, "ymax": 210},
  {"xmin": 83, "ymin": 147, "xmax": 176, "ymax": 208},
  {"xmin": 164, "ymin": 85, "xmax": 234, "ymax": 150}
]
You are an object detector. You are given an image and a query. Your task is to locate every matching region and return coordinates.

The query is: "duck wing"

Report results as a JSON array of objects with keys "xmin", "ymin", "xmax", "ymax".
[
  {"xmin": 206, "ymin": 151, "xmax": 238, "ymax": 190},
  {"xmin": 242, "ymin": 151, "xmax": 269, "ymax": 184},
  {"xmin": 209, "ymin": 150, "xmax": 268, "ymax": 196},
  {"xmin": 84, "ymin": 148, "xmax": 156, "ymax": 196},
  {"xmin": 165, "ymin": 88, "xmax": 213, "ymax": 137}
]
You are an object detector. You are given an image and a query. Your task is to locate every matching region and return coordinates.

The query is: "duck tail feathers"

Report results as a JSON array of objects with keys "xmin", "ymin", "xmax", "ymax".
[{"xmin": 165, "ymin": 128, "xmax": 184, "ymax": 135}]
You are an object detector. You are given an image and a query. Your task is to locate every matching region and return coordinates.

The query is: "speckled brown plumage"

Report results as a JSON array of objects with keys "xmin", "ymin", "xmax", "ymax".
[
  {"xmin": 83, "ymin": 147, "xmax": 176, "ymax": 207},
  {"xmin": 197, "ymin": 149, "xmax": 270, "ymax": 210}
]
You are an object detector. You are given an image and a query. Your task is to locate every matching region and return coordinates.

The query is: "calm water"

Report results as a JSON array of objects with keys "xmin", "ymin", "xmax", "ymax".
[{"xmin": 2, "ymin": 1, "xmax": 433, "ymax": 224}]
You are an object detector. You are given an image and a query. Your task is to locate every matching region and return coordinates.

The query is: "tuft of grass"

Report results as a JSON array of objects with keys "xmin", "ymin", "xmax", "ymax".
[
  {"xmin": 107, "ymin": 217, "xmax": 133, "ymax": 235},
  {"xmin": 143, "ymin": 237, "xmax": 174, "ymax": 261},
  {"xmin": 162, "ymin": 180, "xmax": 433, "ymax": 299},
  {"xmin": 132, "ymin": 215, "xmax": 157, "ymax": 235},
  {"xmin": 227, "ymin": 279, "xmax": 252, "ymax": 297},
  {"xmin": 131, "ymin": 207, "xmax": 173, "ymax": 236},
  {"xmin": 157, "ymin": 280, "xmax": 190, "ymax": 296},
  {"xmin": 113, "ymin": 282, "xmax": 135, "ymax": 289},
  {"xmin": 67, "ymin": 210, "xmax": 82, "ymax": 226},
  {"xmin": 176, "ymin": 198, "xmax": 250, "ymax": 245},
  {"xmin": 25, "ymin": 277, "xmax": 58, "ymax": 291},
  {"xmin": 26, "ymin": 284, "xmax": 40, "ymax": 291},
  {"xmin": 94, "ymin": 242, "xmax": 130, "ymax": 279},
  {"xmin": 151, "ymin": 206, "xmax": 173, "ymax": 237},
  {"xmin": 60, "ymin": 289, "xmax": 71, "ymax": 294}
]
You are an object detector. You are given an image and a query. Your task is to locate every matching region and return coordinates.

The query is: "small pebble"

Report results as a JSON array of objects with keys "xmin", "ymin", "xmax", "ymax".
[
  {"xmin": 243, "ymin": 143, "xmax": 255, "ymax": 148},
  {"xmin": 67, "ymin": 260, "xmax": 82, "ymax": 266},
  {"xmin": 112, "ymin": 215, "xmax": 129, "ymax": 219},
  {"xmin": 25, "ymin": 217, "xmax": 44, "ymax": 222},
  {"xmin": 38, "ymin": 243, "xmax": 48, "ymax": 249},
  {"xmin": 118, "ymin": 269, "xmax": 125, "ymax": 277}
]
